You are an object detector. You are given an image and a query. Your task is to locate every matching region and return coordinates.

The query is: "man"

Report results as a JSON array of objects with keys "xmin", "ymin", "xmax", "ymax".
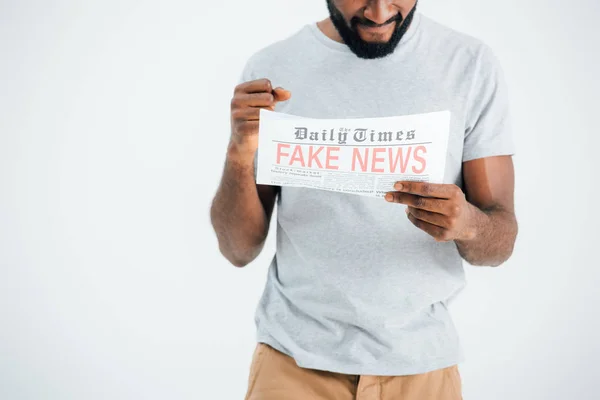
[{"xmin": 210, "ymin": 0, "xmax": 517, "ymax": 398}]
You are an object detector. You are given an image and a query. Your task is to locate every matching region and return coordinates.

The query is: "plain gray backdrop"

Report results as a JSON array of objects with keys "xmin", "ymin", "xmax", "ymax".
[{"xmin": 1, "ymin": 0, "xmax": 599, "ymax": 399}]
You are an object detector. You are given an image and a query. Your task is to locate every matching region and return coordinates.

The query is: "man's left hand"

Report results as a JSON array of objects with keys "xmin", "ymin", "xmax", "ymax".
[{"xmin": 385, "ymin": 181, "xmax": 478, "ymax": 242}]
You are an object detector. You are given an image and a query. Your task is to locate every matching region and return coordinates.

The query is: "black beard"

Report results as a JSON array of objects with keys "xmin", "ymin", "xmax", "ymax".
[{"xmin": 326, "ymin": 0, "xmax": 418, "ymax": 59}]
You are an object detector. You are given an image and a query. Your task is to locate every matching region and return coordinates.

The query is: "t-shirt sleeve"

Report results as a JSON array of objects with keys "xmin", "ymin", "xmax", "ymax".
[
  {"xmin": 462, "ymin": 44, "xmax": 516, "ymax": 162},
  {"xmin": 238, "ymin": 56, "xmax": 255, "ymax": 85}
]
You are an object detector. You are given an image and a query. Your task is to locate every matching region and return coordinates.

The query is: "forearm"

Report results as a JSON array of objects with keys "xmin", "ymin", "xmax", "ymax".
[
  {"xmin": 210, "ymin": 143, "xmax": 269, "ymax": 267},
  {"xmin": 454, "ymin": 205, "xmax": 518, "ymax": 267}
]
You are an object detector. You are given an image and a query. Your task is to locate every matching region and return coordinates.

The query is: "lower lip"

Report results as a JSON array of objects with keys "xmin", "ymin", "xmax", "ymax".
[{"xmin": 357, "ymin": 23, "xmax": 394, "ymax": 34}]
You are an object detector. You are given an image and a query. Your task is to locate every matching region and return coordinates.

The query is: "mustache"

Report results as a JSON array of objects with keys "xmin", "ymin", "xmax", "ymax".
[{"xmin": 350, "ymin": 13, "xmax": 403, "ymax": 28}]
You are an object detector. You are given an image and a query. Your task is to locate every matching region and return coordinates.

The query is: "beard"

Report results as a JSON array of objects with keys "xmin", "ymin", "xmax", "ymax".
[{"xmin": 326, "ymin": 0, "xmax": 418, "ymax": 59}]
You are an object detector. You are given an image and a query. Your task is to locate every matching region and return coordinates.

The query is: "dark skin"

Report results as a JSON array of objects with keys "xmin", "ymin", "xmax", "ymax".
[
  {"xmin": 385, "ymin": 156, "xmax": 518, "ymax": 267},
  {"xmin": 210, "ymin": 79, "xmax": 291, "ymax": 267},
  {"xmin": 210, "ymin": 0, "xmax": 517, "ymax": 267}
]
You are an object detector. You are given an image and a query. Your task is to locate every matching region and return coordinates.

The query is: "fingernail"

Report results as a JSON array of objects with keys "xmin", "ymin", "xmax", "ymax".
[
  {"xmin": 385, "ymin": 193, "xmax": 393, "ymax": 202},
  {"xmin": 395, "ymin": 183, "xmax": 403, "ymax": 190}
]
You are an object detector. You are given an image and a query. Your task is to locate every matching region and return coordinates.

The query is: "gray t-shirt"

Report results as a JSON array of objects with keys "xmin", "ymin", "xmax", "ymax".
[{"xmin": 239, "ymin": 11, "xmax": 515, "ymax": 375}]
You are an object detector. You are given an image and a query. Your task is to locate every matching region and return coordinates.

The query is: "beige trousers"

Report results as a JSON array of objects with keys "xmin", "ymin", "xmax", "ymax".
[{"xmin": 244, "ymin": 343, "xmax": 463, "ymax": 400}]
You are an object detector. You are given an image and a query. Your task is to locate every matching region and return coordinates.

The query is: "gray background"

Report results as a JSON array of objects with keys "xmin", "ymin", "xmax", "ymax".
[{"xmin": 1, "ymin": 0, "xmax": 598, "ymax": 399}]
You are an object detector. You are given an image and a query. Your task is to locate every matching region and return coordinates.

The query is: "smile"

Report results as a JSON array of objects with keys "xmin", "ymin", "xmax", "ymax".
[{"xmin": 357, "ymin": 22, "xmax": 395, "ymax": 34}]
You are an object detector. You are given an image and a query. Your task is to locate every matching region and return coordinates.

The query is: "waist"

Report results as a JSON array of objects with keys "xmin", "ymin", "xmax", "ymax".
[{"xmin": 254, "ymin": 278, "xmax": 464, "ymax": 375}]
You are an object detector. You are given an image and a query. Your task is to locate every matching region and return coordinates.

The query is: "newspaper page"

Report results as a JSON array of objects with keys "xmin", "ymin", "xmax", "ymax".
[{"xmin": 256, "ymin": 109, "xmax": 450, "ymax": 198}]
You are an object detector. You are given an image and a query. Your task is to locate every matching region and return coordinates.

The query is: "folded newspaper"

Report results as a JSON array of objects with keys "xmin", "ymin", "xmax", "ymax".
[{"xmin": 256, "ymin": 109, "xmax": 450, "ymax": 198}]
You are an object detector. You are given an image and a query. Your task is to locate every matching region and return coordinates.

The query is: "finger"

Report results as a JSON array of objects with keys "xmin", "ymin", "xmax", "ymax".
[
  {"xmin": 405, "ymin": 206, "xmax": 449, "ymax": 229},
  {"xmin": 385, "ymin": 192, "xmax": 448, "ymax": 213},
  {"xmin": 273, "ymin": 87, "xmax": 292, "ymax": 102},
  {"xmin": 236, "ymin": 78, "xmax": 273, "ymax": 94},
  {"xmin": 406, "ymin": 212, "xmax": 450, "ymax": 242},
  {"xmin": 231, "ymin": 107, "xmax": 260, "ymax": 122},
  {"xmin": 233, "ymin": 92, "xmax": 275, "ymax": 108},
  {"xmin": 394, "ymin": 181, "xmax": 459, "ymax": 199}
]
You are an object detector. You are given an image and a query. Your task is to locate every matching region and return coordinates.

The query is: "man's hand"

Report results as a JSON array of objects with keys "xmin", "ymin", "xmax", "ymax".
[
  {"xmin": 385, "ymin": 181, "xmax": 480, "ymax": 242},
  {"xmin": 230, "ymin": 78, "xmax": 291, "ymax": 156}
]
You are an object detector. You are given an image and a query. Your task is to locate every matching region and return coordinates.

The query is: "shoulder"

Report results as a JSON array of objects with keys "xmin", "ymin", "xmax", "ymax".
[
  {"xmin": 419, "ymin": 13, "xmax": 500, "ymax": 71},
  {"xmin": 242, "ymin": 25, "xmax": 310, "ymax": 77}
]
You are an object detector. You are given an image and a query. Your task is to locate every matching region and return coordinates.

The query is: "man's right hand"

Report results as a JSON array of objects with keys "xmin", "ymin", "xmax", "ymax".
[{"xmin": 230, "ymin": 78, "xmax": 291, "ymax": 157}]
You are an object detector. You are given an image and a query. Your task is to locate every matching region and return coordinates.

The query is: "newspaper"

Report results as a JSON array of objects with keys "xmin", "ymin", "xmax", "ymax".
[{"xmin": 256, "ymin": 109, "xmax": 450, "ymax": 198}]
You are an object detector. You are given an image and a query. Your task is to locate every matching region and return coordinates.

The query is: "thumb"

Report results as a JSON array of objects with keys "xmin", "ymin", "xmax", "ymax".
[{"xmin": 273, "ymin": 87, "xmax": 292, "ymax": 102}]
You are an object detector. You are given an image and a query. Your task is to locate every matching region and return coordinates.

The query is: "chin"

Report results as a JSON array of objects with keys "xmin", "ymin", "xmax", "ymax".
[
  {"xmin": 358, "ymin": 33, "xmax": 393, "ymax": 44},
  {"xmin": 356, "ymin": 27, "xmax": 395, "ymax": 43}
]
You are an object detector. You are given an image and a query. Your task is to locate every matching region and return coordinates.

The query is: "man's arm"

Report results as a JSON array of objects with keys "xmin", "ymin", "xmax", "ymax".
[
  {"xmin": 385, "ymin": 155, "xmax": 517, "ymax": 267},
  {"xmin": 385, "ymin": 45, "xmax": 517, "ymax": 267},
  {"xmin": 453, "ymin": 155, "xmax": 517, "ymax": 266},
  {"xmin": 210, "ymin": 79, "xmax": 291, "ymax": 267},
  {"xmin": 210, "ymin": 146, "xmax": 279, "ymax": 267}
]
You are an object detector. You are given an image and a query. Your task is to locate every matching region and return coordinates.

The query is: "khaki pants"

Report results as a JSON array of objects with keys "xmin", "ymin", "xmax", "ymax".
[{"xmin": 244, "ymin": 343, "xmax": 463, "ymax": 400}]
